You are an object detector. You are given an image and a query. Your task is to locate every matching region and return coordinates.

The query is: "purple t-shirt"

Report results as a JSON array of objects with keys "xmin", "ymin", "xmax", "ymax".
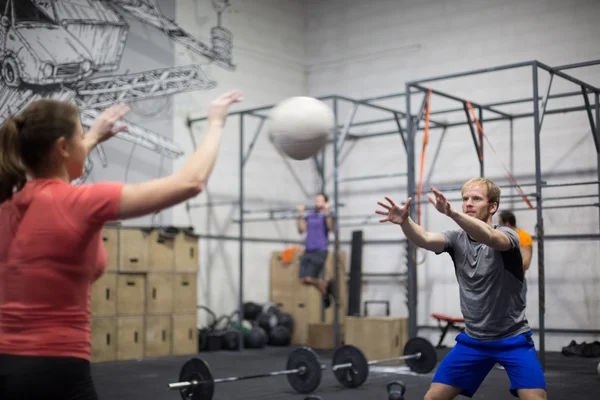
[{"xmin": 304, "ymin": 211, "xmax": 329, "ymax": 251}]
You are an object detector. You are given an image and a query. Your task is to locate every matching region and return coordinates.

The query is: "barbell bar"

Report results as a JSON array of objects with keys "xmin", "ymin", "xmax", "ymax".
[
  {"xmin": 167, "ymin": 337, "xmax": 437, "ymax": 399},
  {"xmin": 168, "ymin": 346, "xmax": 322, "ymax": 400},
  {"xmin": 332, "ymin": 353, "xmax": 422, "ymax": 371},
  {"xmin": 329, "ymin": 337, "xmax": 437, "ymax": 388}
]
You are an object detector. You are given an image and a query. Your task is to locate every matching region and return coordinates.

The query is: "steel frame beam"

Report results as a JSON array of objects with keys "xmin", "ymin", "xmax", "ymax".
[
  {"xmin": 185, "ymin": 58, "xmax": 600, "ymax": 358},
  {"xmin": 401, "ymin": 59, "xmax": 600, "ymax": 371}
]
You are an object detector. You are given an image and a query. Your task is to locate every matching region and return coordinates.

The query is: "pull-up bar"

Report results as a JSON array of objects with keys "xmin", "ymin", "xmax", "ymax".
[
  {"xmin": 429, "ymin": 181, "xmax": 546, "ymax": 193},
  {"xmin": 242, "ymin": 204, "xmax": 346, "ymax": 215},
  {"xmin": 339, "ymin": 173, "xmax": 407, "ymax": 183}
]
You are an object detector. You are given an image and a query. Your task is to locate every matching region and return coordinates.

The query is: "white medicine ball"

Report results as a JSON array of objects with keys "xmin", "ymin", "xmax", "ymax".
[{"xmin": 267, "ymin": 96, "xmax": 334, "ymax": 160}]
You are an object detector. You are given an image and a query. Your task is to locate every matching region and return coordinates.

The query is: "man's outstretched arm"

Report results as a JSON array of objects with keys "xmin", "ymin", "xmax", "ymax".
[
  {"xmin": 376, "ymin": 196, "xmax": 447, "ymax": 253},
  {"xmin": 427, "ymin": 187, "xmax": 512, "ymax": 251},
  {"xmin": 400, "ymin": 217, "xmax": 447, "ymax": 253},
  {"xmin": 449, "ymin": 211, "xmax": 512, "ymax": 251}
]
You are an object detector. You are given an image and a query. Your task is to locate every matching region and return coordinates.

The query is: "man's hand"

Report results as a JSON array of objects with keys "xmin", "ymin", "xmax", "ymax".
[
  {"xmin": 296, "ymin": 204, "xmax": 307, "ymax": 234},
  {"xmin": 86, "ymin": 103, "xmax": 130, "ymax": 147},
  {"xmin": 427, "ymin": 186, "xmax": 454, "ymax": 217},
  {"xmin": 376, "ymin": 196, "xmax": 411, "ymax": 225}
]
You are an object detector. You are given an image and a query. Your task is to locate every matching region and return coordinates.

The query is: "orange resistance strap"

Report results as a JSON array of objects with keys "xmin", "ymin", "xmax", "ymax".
[
  {"xmin": 417, "ymin": 89, "xmax": 432, "ymax": 225},
  {"xmin": 465, "ymin": 101, "xmax": 535, "ymax": 209}
]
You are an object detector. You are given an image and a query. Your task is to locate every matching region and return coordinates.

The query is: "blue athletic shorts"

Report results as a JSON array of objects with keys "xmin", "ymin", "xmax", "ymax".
[{"xmin": 432, "ymin": 331, "xmax": 546, "ymax": 397}]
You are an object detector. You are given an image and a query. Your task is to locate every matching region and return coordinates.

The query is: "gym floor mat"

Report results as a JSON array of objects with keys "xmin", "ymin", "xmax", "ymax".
[{"xmin": 92, "ymin": 345, "xmax": 600, "ymax": 399}]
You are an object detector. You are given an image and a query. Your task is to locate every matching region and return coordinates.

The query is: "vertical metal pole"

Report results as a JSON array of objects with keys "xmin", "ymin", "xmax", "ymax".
[
  {"xmin": 406, "ymin": 84, "xmax": 417, "ymax": 339},
  {"xmin": 479, "ymin": 107, "xmax": 484, "ymax": 177},
  {"xmin": 319, "ymin": 141, "xmax": 326, "ymax": 322},
  {"xmin": 509, "ymin": 119, "xmax": 515, "ymax": 209},
  {"xmin": 320, "ymin": 145, "xmax": 326, "ymax": 193},
  {"xmin": 532, "ymin": 63, "xmax": 545, "ymax": 369},
  {"xmin": 332, "ymin": 98, "xmax": 341, "ymax": 349},
  {"xmin": 238, "ymin": 113, "xmax": 245, "ymax": 351},
  {"xmin": 596, "ymin": 93, "xmax": 600, "ymax": 236}
]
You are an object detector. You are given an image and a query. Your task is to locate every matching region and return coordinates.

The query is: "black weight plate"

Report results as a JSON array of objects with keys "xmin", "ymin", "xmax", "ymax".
[
  {"xmin": 403, "ymin": 337, "xmax": 438, "ymax": 374},
  {"xmin": 331, "ymin": 345, "xmax": 369, "ymax": 388},
  {"xmin": 178, "ymin": 358, "xmax": 214, "ymax": 400},
  {"xmin": 286, "ymin": 346, "xmax": 322, "ymax": 394}
]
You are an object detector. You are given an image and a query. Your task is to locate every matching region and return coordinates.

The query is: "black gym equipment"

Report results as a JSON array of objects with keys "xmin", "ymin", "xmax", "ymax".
[
  {"xmin": 244, "ymin": 326, "xmax": 268, "ymax": 349},
  {"xmin": 168, "ymin": 337, "xmax": 436, "ymax": 399},
  {"xmin": 168, "ymin": 346, "xmax": 322, "ymax": 400},
  {"xmin": 387, "ymin": 381, "xmax": 406, "ymax": 400},
  {"xmin": 221, "ymin": 329, "xmax": 239, "ymax": 350},
  {"xmin": 268, "ymin": 325, "xmax": 292, "ymax": 346},
  {"xmin": 262, "ymin": 302, "xmax": 281, "ymax": 316},
  {"xmin": 196, "ymin": 306, "xmax": 220, "ymax": 352},
  {"xmin": 278, "ymin": 312, "xmax": 295, "ymax": 332},
  {"xmin": 242, "ymin": 302, "xmax": 263, "ymax": 321},
  {"xmin": 347, "ymin": 230, "xmax": 363, "ymax": 317},
  {"xmin": 256, "ymin": 311, "xmax": 278, "ymax": 333},
  {"xmin": 329, "ymin": 337, "xmax": 437, "ymax": 388},
  {"xmin": 402, "ymin": 337, "xmax": 438, "ymax": 373}
]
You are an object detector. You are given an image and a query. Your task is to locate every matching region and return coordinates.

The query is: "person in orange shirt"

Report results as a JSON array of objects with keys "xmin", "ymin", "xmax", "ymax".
[
  {"xmin": 498, "ymin": 210, "xmax": 533, "ymax": 276},
  {"xmin": 499, "ymin": 210, "xmax": 533, "ymax": 304},
  {"xmin": 495, "ymin": 210, "xmax": 534, "ymax": 372},
  {"xmin": 0, "ymin": 90, "xmax": 243, "ymax": 399}
]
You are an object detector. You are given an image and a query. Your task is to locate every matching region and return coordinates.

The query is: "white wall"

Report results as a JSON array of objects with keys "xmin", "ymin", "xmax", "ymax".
[
  {"xmin": 305, "ymin": 0, "xmax": 600, "ymax": 351},
  {"xmin": 172, "ymin": 0, "xmax": 314, "ymax": 326}
]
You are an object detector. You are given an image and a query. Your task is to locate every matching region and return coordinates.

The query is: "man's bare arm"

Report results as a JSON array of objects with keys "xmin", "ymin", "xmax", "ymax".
[
  {"xmin": 297, "ymin": 215, "xmax": 306, "ymax": 234},
  {"xmin": 449, "ymin": 211, "xmax": 513, "ymax": 251},
  {"xmin": 426, "ymin": 186, "xmax": 512, "ymax": 251},
  {"xmin": 375, "ymin": 196, "xmax": 446, "ymax": 253},
  {"xmin": 325, "ymin": 214, "xmax": 334, "ymax": 231},
  {"xmin": 400, "ymin": 217, "xmax": 447, "ymax": 253}
]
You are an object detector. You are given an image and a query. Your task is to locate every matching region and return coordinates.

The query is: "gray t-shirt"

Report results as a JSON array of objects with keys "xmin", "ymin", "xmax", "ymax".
[{"xmin": 437, "ymin": 225, "xmax": 530, "ymax": 341}]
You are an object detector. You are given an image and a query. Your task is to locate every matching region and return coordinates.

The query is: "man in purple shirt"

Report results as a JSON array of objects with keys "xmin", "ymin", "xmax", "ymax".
[{"xmin": 296, "ymin": 193, "xmax": 336, "ymax": 307}]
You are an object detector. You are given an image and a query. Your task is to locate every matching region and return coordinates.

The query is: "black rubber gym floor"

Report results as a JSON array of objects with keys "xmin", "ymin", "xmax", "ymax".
[{"xmin": 92, "ymin": 346, "xmax": 600, "ymax": 399}]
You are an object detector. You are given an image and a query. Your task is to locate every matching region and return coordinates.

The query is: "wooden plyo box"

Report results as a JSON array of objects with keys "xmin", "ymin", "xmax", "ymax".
[
  {"xmin": 344, "ymin": 316, "xmax": 408, "ymax": 361},
  {"xmin": 307, "ymin": 322, "xmax": 345, "ymax": 350}
]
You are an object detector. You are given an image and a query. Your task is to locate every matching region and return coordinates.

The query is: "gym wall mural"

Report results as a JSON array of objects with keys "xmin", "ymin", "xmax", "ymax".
[{"xmin": 0, "ymin": 0, "xmax": 235, "ymax": 224}]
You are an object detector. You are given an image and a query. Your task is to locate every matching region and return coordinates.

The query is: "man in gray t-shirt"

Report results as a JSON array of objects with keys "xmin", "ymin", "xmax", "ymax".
[
  {"xmin": 376, "ymin": 178, "xmax": 546, "ymax": 399},
  {"xmin": 437, "ymin": 226, "xmax": 529, "ymax": 341}
]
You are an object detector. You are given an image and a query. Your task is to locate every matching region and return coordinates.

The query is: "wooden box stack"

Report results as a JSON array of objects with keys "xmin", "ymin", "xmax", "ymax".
[
  {"xmin": 344, "ymin": 316, "xmax": 408, "ymax": 362},
  {"xmin": 269, "ymin": 249, "xmax": 348, "ymax": 346},
  {"xmin": 90, "ymin": 226, "xmax": 199, "ymax": 363}
]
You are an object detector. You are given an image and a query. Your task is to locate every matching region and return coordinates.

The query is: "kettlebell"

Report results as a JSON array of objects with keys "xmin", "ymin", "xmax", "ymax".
[{"xmin": 387, "ymin": 380, "xmax": 406, "ymax": 400}]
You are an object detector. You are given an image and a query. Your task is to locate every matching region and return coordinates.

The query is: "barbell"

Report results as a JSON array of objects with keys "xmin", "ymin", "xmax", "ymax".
[
  {"xmin": 330, "ymin": 337, "xmax": 437, "ymax": 388},
  {"xmin": 168, "ymin": 347, "xmax": 323, "ymax": 400},
  {"xmin": 167, "ymin": 337, "xmax": 437, "ymax": 400}
]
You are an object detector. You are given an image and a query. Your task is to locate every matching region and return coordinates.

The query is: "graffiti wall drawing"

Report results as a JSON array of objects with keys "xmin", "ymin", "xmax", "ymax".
[{"xmin": 0, "ymin": 0, "xmax": 235, "ymax": 185}]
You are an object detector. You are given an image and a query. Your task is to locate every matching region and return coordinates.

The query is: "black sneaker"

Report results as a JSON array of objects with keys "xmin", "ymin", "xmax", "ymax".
[
  {"xmin": 323, "ymin": 294, "xmax": 331, "ymax": 308},
  {"xmin": 326, "ymin": 279, "xmax": 337, "ymax": 298}
]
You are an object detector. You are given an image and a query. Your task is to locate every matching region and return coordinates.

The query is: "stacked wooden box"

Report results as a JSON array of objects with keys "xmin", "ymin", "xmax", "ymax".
[
  {"xmin": 344, "ymin": 316, "xmax": 408, "ymax": 361},
  {"xmin": 90, "ymin": 226, "xmax": 199, "ymax": 363},
  {"xmin": 269, "ymin": 249, "xmax": 348, "ymax": 347}
]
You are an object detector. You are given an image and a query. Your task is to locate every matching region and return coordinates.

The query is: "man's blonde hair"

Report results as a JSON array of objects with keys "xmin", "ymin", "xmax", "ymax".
[{"xmin": 461, "ymin": 177, "xmax": 501, "ymax": 207}]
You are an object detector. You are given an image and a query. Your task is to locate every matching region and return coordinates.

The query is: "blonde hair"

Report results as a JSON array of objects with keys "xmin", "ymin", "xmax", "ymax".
[{"xmin": 461, "ymin": 177, "xmax": 501, "ymax": 208}]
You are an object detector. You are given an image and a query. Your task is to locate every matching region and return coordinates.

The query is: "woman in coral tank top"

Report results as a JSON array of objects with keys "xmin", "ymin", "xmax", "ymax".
[{"xmin": 0, "ymin": 90, "xmax": 243, "ymax": 400}]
